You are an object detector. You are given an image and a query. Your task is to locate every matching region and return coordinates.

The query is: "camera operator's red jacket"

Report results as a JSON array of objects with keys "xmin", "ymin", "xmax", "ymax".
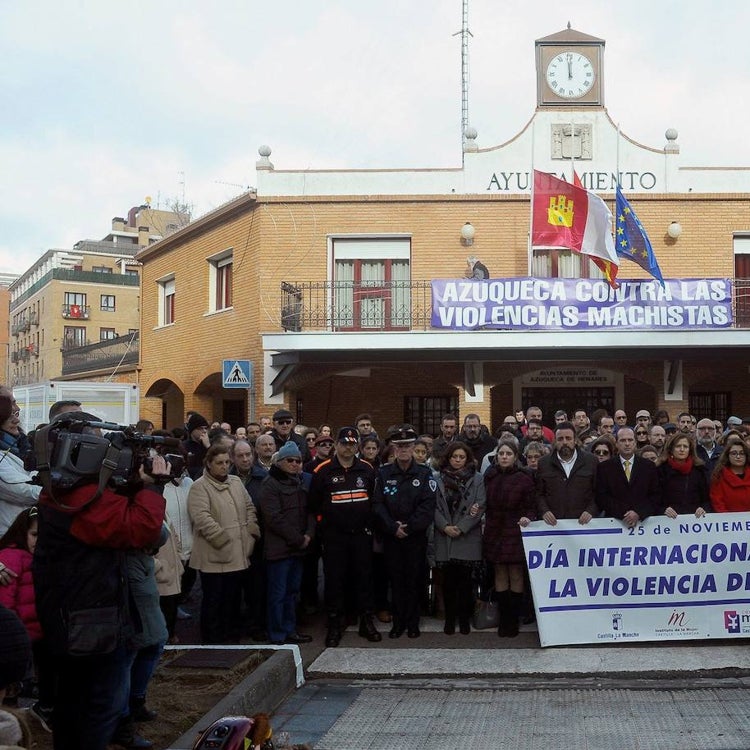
[{"xmin": 33, "ymin": 483, "xmax": 166, "ymax": 656}]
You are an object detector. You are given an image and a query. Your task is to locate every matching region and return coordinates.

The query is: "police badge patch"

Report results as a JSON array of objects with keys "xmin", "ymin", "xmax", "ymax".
[
  {"xmin": 429, "ymin": 479, "xmax": 437, "ymax": 492},
  {"xmin": 356, "ymin": 477, "xmax": 364, "ymax": 488},
  {"xmin": 412, "ymin": 479, "xmax": 420, "ymax": 487}
]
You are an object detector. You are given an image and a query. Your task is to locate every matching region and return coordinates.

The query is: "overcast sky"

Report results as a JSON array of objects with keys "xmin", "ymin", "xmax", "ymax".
[{"xmin": 1, "ymin": 0, "xmax": 748, "ymax": 275}]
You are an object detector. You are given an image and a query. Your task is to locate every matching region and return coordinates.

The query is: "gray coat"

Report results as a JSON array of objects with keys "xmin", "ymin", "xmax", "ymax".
[{"xmin": 433, "ymin": 471, "xmax": 486, "ymax": 563}]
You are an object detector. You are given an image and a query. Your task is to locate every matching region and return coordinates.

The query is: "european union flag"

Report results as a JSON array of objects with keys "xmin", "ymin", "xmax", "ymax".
[{"xmin": 615, "ymin": 186, "xmax": 665, "ymax": 287}]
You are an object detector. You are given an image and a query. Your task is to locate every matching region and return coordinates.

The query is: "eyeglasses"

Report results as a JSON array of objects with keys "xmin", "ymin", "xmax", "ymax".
[
  {"xmin": 275, "ymin": 419, "xmax": 293, "ymax": 425},
  {"xmin": 283, "ymin": 457, "xmax": 302, "ymax": 464},
  {"xmin": 593, "ymin": 450, "xmax": 610, "ymax": 456},
  {"xmin": 306, "ymin": 437, "xmax": 317, "ymax": 443},
  {"xmin": 635, "ymin": 431, "xmax": 647, "ymax": 436},
  {"xmin": 728, "ymin": 451, "xmax": 746, "ymax": 458}
]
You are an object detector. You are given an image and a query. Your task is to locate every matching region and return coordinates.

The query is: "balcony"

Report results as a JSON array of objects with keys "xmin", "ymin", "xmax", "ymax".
[
  {"xmin": 61, "ymin": 304, "xmax": 91, "ymax": 320},
  {"xmin": 29, "ymin": 311, "xmax": 38, "ymax": 326},
  {"xmin": 10, "ymin": 351, "xmax": 18, "ymax": 363},
  {"xmin": 280, "ymin": 280, "xmax": 432, "ymax": 332},
  {"xmin": 61, "ymin": 331, "xmax": 139, "ymax": 377},
  {"xmin": 11, "ymin": 323, "xmax": 20, "ymax": 336},
  {"xmin": 280, "ymin": 278, "xmax": 750, "ymax": 332}
]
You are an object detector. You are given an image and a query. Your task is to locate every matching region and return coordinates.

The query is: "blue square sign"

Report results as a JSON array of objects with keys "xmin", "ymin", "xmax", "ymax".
[{"xmin": 222, "ymin": 359, "xmax": 253, "ymax": 389}]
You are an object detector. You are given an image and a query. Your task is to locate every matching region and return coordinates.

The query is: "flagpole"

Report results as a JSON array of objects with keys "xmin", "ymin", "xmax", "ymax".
[{"xmin": 528, "ymin": 121, "xmax": 535, "ymax": 276}]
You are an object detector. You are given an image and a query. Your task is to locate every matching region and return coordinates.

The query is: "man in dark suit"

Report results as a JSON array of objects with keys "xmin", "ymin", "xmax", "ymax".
[
  {"xmin": 596, "ymin": 427, "xmax": 660, "ymax": 528},
  {"xmin": 536, "ymin": 422, "xmax": 598, "ymax": 525}
]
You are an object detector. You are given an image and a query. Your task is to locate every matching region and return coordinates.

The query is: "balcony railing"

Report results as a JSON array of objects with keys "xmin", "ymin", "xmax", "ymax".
[
  {"xmin": 61, "ymin": 304, "xmax": 91, "ymax": 320},
  {"xmin": 61, "ymin": 331, "xmax": 139, "ymax": 376},
  {"xmin": 281, "ymin": 280, "xmax": 432, "ymax": 331},
  {"xmin": 280, "ymin": 279, "xmax": 750, "ymax": 332}
]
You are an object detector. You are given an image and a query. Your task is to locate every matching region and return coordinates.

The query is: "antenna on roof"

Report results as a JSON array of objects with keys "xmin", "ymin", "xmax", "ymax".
[{"xmin": 453, "ymin": 0, "xmax": 473, "ymax": 164}]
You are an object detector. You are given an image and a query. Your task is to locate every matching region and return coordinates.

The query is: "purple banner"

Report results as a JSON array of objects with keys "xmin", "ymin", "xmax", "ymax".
[{"xmin": 430, "ymin": 278, "xmax": 733, "ymax": 331}]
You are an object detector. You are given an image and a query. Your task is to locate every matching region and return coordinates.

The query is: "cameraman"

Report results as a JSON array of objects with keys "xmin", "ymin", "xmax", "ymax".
[{"xmin": 32, "ymin": 412, "xmax": 168, "ymax": 750}]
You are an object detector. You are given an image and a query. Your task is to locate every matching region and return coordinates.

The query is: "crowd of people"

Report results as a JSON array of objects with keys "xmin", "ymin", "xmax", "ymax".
[{"xmin": 1, "ymin": 396, "xmax": 750, "ymax": 749}]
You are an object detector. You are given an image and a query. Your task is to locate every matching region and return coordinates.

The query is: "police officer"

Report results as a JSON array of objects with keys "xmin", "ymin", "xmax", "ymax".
[
  {"xmin": 373, "ymin": 425, "xmax": 436, "ymax": 639},
  {"xmin": 309, "ymin": 427, "xmax": 381, "ymax": 647}
]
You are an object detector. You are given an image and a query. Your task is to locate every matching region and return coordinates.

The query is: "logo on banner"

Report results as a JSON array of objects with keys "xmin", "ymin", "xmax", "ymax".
[
  {"xmin": 611, "ymin": 613, "xmax": 622, "ymax": 631},
  {"xmin": 724, "ymin": 611, "xmax": 741, "ymax": 634},
  {"xmin": 668, "ymin": 611, "xmax": 689, "ymax": 627}
]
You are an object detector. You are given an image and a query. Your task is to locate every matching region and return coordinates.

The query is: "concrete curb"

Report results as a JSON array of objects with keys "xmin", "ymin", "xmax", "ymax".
[{"xmin": 167, "ymin": 650, "xmax": 298, "ymax": 750}]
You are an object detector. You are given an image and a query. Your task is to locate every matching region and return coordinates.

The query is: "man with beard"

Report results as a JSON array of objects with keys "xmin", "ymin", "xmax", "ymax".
[
  {"xmin": 458, "ymin": 413, "xmax": 496, "ymax": 464},
  {"xmin": 431, "ymin": 414, "xmax": 459, "ymax": 463},
  {"xmin": 536, "ymin": 421, "xmax": 598, "ymax": 526},
  {"xmin": 695, "ymin": 418, "xmax": 722, "ymax": 473},
  {"xmin": 648, "ymin": 424, "xmax": 667, "ymax": 456}
]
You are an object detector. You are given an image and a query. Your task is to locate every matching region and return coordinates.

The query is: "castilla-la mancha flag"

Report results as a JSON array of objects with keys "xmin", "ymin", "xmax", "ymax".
[{"xmin": 532, "ymin": 170, "xmax": 619, "ymax": 286}]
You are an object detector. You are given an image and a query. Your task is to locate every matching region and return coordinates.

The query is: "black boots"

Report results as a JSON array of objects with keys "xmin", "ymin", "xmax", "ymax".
[
  {"xmin": 325, "ymin": 616, "xmax": 342, "ymax": 647},
  {"xmin": 358, "ymin": 614, "xmax": 382, "ymax": 642},
  {"xmin": 497, "ymin": 590, "xmax": 522, "ymax": 637},
  {"xmin": 130, "ymin": 696, "xmax": 157, "ymax": 722}
]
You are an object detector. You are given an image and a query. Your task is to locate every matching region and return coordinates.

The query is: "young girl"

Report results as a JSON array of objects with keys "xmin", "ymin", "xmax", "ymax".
[{"xmin": 0, "ymin": 506, "xmax": 54, "ymax": 732}]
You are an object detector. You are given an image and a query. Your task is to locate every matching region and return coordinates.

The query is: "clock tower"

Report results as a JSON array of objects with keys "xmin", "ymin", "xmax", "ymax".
[{"xmin": 536, "ymin": 25, "xmax": 605, "ymax": 107}]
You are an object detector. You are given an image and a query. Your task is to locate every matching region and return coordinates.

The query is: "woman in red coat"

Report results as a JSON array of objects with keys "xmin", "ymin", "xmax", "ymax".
[
  {"xmin": 710, "ymin": 439, "xmax": 750, "ymax": 512},
  {"xmin": 0, "ymin": 506, "xmax": 54, "ymax": 731},
  {"xmin": 483, "ymin": 439, "xmax": 536, "ymax": 637}
]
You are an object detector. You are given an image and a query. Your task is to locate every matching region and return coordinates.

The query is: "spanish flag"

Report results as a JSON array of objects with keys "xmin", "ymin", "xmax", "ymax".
[{"xmin": 532, "ymin": 170, "xmax": 619, "ymax": 288}]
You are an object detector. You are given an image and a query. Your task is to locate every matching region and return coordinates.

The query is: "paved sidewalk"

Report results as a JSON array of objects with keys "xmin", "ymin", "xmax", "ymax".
[{"xmin": 273, "ymin": 679, "xmax": 750, "ymax": 750}]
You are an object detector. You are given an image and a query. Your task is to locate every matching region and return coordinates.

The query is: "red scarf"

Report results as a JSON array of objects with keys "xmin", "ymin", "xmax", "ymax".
[{"xmin": 668, "ymin": 455, "xmax": 693, "ymax": 475}]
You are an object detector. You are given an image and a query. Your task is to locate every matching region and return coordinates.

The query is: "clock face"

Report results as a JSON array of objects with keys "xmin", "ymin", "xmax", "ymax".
[{"xmin": 546, "ymin": 51, "xmax": 595, "ymax": 99}]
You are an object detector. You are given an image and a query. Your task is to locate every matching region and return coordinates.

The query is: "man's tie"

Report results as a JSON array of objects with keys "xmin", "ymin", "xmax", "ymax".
[{"xmin": 624, "ymin": 459, "xmax": 631, "ymax": 481}]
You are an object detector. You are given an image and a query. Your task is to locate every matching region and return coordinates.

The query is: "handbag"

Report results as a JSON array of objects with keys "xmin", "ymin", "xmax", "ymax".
[{"xmin": 472, "ymin": 598, "xmax": 500, "ymax": 630}]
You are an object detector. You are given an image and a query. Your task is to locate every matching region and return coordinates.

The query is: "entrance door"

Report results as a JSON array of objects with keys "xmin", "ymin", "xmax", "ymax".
[{"xmin": 521, "ymin": 387, "xmax": 615, "ymax": 428}]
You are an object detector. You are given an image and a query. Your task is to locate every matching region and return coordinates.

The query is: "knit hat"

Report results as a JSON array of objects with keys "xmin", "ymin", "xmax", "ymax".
[
  {"xmin": 315, "ymin": 434, "xmax": 334, "ymax": 446},
  {"xmin": 0, "ymin": 604, "xmax": 31, "ymax": 689},
  {"xmin": 187, "ymin": 413, "xmax": 209, "ymax": 433},
  {"xmin": 275, "ymin": 440, "xmax": 301, "ymax": 462}
]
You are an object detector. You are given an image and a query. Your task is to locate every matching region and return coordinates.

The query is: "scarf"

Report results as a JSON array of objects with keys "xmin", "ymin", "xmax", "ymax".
[
  {"xmin": 667, "ymin": 455, "xmax": 693, "ymax": 475},
  {"xmin": 442, "ymin": 466, "xmax": 473, "ymax": 514},
  {"xmin": 0, "ymin": 429, "xmax": 28, "ymax": 459}
]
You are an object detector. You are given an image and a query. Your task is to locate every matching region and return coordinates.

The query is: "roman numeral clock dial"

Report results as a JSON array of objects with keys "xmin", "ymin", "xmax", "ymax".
[{"xmin": 546, "ymin": 52, "xmax": 594, "ymax": 99}]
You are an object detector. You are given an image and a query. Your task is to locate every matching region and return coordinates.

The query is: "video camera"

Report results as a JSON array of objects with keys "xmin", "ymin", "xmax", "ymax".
[{"xmin": 34, "ymin": 412, "xmax": 184, "ymax": 497}]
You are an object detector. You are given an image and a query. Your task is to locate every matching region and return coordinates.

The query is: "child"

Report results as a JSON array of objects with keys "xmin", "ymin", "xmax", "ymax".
[
  {"xmin": 0, "ymin": 507, "xmax": 54, "ymax": 733},
  {"xmin": 0, "ymin": 605, "xmax": 32, "ymax": 747}
]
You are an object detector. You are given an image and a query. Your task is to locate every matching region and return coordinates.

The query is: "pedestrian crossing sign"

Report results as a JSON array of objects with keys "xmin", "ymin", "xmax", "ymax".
[{"xmin": 222, "ymin": 359, "xmax": 253, "ymax": 389}]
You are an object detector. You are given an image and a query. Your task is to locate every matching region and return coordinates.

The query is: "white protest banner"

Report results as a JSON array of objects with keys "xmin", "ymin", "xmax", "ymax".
[{"xmin": 521, "ymin": 514, "xmax": 750, "ymax": 647}]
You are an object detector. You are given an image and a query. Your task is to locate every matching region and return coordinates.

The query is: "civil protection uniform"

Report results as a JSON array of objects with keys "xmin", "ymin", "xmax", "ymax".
[{"xmin": 309, "ymin": 452, "xmax": 379, "ymax": 644}]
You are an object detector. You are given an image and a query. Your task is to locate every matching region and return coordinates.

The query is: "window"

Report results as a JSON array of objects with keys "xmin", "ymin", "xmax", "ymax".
[
  {"xmin": 689, "ymin": 392, "xmax": 730, "ymax": 424},
  {"xmin": 92, "ymin": 266, "xmax": 113, "ymax": 274},
  {"xmin": 208, "ymin": 251, "xmax": 233, "ymax": 312},
  {"xmin": 404, "ymin": 395, "xmax": 459, "ymax": 436},
  {"xmin": 64, "ymin": 292, "xmax": 86, "ymax": 307},
  {"xmin": 158, "ymin": 276, "xmax": 175, "ymax": 326},
  {"xmin": 63, "ymin": 326, "xmax": 87, "ymax": 350},
  {"xmin": 100, "ymin": 294, "xmax": 116, "ymax": 312},
  {"xmin": 100, "ymin": 328, "xmax": 117, "ymax": 341},
  {"xmin": 125, "ymin": 269, "xmax": 139, "ymax": 278},
  {"xmin": 733, "ymin": 235, "xmax": 750, "ymax": 326},
  {"xmin": 532, "ymin": 249, "xmax": 604, "ymax": 279},
  {"xmin": 63, "ymin": 292, "xmax": 88, "ymax": 319},
  {"xmin": 332, "ymin": 238, "xmax": 411, "ymax": 330}
]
